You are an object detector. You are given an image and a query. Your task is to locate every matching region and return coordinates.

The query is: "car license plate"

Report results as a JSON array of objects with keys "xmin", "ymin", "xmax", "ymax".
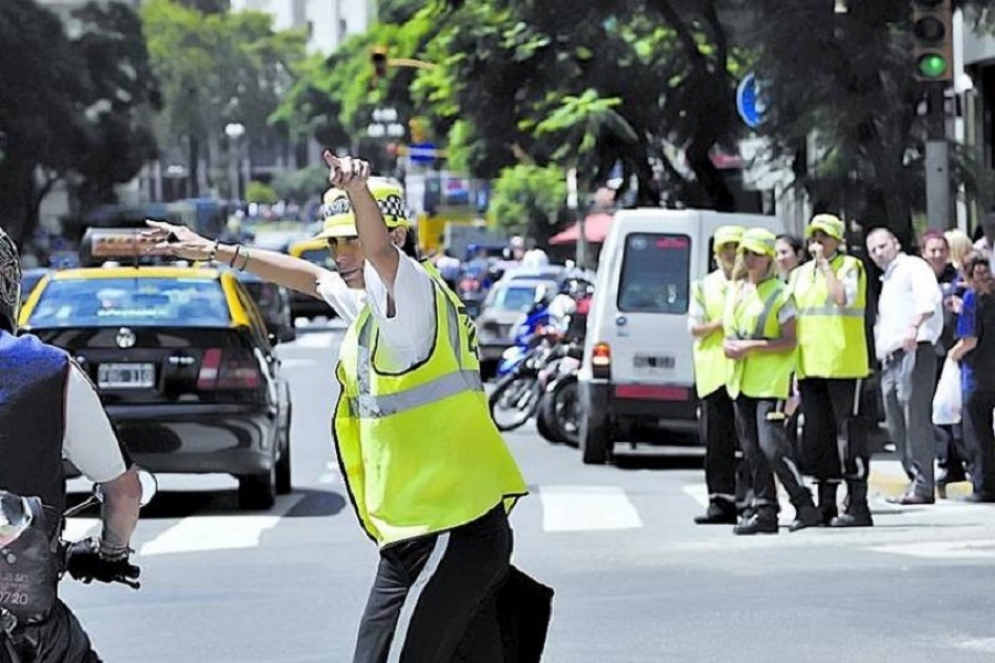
[
  {"xmin": 634, "ymin": 354, "xmax": 674, "ymax": 369},
  {"xmin": 98, "ymin": 363, "xmax": 155, "ymax": 389}
]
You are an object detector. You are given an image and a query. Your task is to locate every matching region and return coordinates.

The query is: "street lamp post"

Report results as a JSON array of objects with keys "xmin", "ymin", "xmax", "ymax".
[{"xmin": 224, "ymin": 122, "xmax": 246, "ymax": 202}]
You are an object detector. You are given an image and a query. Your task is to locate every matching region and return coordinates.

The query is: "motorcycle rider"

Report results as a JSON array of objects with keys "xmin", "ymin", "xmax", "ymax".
[{"xmin": 0, "ymin": 227, "xmax": 142, "ymax": 662}]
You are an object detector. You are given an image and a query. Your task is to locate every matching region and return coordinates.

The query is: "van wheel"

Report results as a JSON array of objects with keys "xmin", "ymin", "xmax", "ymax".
[
  {"xmin": 580, "ymin": 413, "xmax": 612, "ymax": 465},
  {"xmin": 276, "ymin": 425, "xmax": 292, "ymax": 495}
]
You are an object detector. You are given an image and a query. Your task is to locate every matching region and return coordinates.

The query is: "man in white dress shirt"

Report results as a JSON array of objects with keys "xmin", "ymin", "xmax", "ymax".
[{"xmin": 866, "ymin": 228, "xmax": 943, "ymax": 504}]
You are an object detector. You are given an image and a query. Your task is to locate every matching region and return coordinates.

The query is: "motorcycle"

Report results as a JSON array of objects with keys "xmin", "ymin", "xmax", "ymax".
[
  {"xmin": 0, "ymin": 471, "xmax": 157, "ymax": 661},
  {"xmin": 536, "ymin": 340, "xmax": 583, "ymax": 446}
]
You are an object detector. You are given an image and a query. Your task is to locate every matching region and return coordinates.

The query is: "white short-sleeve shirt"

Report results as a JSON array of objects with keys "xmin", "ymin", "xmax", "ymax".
[
  {"xmin": 64, "ymin": 363, "xmax": 130, "ymax": 484},
  {"xmin": 316, "ymin": 247, "xmax": 437, "ymax": 373}
]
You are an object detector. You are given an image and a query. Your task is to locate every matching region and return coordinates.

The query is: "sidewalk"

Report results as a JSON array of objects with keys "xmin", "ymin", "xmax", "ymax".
[{"xmin": 868, "ymin": 456, "xmax": 973, "ymax": 500}]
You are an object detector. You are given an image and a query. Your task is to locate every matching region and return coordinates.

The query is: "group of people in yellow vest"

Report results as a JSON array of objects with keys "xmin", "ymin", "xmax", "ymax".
[{"xmin": 689, "ymin": 214, "xmax": 872, "ymax": 535}]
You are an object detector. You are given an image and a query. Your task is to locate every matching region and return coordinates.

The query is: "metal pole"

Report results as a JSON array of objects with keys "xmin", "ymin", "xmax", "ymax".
[{"xmin": 925, "ymin": 84, "xmax": 950, "ymax": 230}]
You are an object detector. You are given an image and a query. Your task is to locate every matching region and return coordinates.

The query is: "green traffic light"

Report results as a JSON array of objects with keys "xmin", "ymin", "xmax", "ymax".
[{"xmin": 918, "ymin": 53, "xmax": 948, "ymax": 78}]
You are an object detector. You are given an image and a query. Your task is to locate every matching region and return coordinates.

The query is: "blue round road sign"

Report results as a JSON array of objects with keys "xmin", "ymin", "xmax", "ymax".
[{"xmin": 736, "ymin": 72, "xmax": 766, "ymax": 129}]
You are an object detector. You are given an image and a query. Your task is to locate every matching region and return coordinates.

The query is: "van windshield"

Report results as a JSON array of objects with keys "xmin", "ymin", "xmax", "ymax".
[{"xmin": 617, "ymin": 234, "xmax": 691, "ymax": 314}]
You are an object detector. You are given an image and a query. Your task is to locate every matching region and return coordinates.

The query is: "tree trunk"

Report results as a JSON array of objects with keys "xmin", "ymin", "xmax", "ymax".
[
  {"xmin": 188, "ymin": 133, "xmax": 200, "ymax": 198},
  {"xmin": 0, "ymin": 152, "xmax": 39, "ymax": 248}
]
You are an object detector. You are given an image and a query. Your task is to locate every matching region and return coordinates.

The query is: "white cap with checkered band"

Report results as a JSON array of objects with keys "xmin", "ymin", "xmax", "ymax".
[{"xmin": 314, "ymin": 177, "xmax": 409, "ymax": 240}]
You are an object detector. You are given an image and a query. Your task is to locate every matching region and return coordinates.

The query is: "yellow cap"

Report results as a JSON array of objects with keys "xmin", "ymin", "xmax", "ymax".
[
  {"xmin": 806, "ymin": 213, "xmax": 845, "ymax": 241},
  {"xmin": 739, "ymin": 227, "xmax": 777, "ymax": 257},
  {"xmin": 314, "ymin": 178, "xmax": 409, "ymax": 240},
  {"xmin": 713, "ymin": 225, "xmax": 745, "ymax": 249}
]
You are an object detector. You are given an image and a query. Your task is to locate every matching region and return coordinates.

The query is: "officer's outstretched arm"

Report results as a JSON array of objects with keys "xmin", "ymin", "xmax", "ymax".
[{"xmin": 142, "ymin": 220, "xmax": 333, "ymax": 299}]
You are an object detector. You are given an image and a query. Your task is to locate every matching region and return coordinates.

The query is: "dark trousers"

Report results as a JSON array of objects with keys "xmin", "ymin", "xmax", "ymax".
[
  {"xmin": 733, "ymin": 396, "xmax": 811, "ymax": 511},
  {"xmin": 353, "ymin": 506, "xmax": 512, "ymax": 663},
  {"xmin": 7, "ymin": 600, "xmax": 101, "ymax": 662},
  {"xmin": 962, "ymin": 389, "xmax": 995, "ymax": 497},
  {"xmin": 699, "ymin": 388, "xmax": 739, "ymax": 508},
  {"xmin": 879, "ymin": 343, "xmax": 937, "ymax": 495},
  {"xmin": 798, "ymin": 377, "xmax": 868, "ymax": 482}
]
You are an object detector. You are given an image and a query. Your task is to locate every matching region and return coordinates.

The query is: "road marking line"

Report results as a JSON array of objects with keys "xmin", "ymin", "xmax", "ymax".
[
  {"xmin": 539, "ymin": 485, "xmax": 642, "ymax": 532},
  {"xmin": 870, "ymin": 538, "xmax": 995, "ymax": 560},
  {"xmin": 280, "ymin": 358, "xmax": 316, "ymax": 369},
  {"xmin": 138, "ymin": 495, "xmax": 304, "ymax": 556},
  {"xmin": 318, "ymin": 473, "xmax": 337, "ymax": 485},
  {"xmin": 958, "ymin": 639, "xmax": 995, "ymax": 653},
  {"xmin": 682, "ymin": 484, "xmax": 711, "ymax": 508},
  {"xmin": 63, "ymin": 518, "xmax": 99, "ymax": 542},
  {"xmin": 292, "ymin": 333, "xmax": 335, "ymax": 349}
]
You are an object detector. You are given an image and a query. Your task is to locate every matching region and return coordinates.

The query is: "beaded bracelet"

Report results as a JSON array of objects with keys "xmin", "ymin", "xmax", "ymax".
[
  {"xmin": 207, "ymin": 238, "xmax": 221, "ymax": 263},
  {"xmin": 229, "ymin": 244, "xmax": 242, "ymax": 268},
  {"xmin": 238, "ymin": 247, "xmax": 252, "ymax": 272}
]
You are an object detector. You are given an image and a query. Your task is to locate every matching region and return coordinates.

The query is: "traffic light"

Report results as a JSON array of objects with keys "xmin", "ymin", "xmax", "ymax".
[
  {"xmin": 370, "ymin": 46, "xmax": 389, "ymax": 80},
  {"xmin": 911, "ymin": 0, "xmax": 953, "ymax": 82}
]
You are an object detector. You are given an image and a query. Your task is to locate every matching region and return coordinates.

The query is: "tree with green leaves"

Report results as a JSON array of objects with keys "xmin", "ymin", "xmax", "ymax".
[
  {"xmin": 0, "ymin": 0, "xmax": 160, "ymax": 246},
  {"xmin": 755, "ymin": 0, "xmax": 995, "ymax": 245},
  {"xmin": 141, "ymin": 0, "xmax": 307, "ymax": 197},
  {"xmin": 488, "ymin": 164, "xmax": 568, "ymax": 242}
]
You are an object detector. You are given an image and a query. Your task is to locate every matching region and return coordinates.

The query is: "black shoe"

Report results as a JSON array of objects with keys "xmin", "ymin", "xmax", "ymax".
[
  {"xmin": 694, "ymin": 503, "xmax": 737, "ymax": 525},
  {"xmin": 829, "ymin": 507, "xmax": 874, "ymax": 528},
  {"xmin": 733, "ymin": 514, "xmax": 778, "ymax": 535},
  {"xmin": 788, "ymin": 504, "xmax": 823, "ymax": 532}
]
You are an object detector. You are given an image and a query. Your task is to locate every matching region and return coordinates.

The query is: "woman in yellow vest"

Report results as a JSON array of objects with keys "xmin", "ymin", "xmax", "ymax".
[
  {"xmin": 723, "ymin": 228, "xmax": 822, "ymax": 535},
  {"xmin": 142, "ymin": 153, "xmax": 533, "ymax": 662}
]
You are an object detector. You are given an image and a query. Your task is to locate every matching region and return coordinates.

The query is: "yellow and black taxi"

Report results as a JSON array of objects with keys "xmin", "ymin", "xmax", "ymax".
[
  {"xmin": 19, "ymin": 229, "xmax": 292, "ymax": 510},
  {"xmin": 287, "ymin": 237, "xmax": 337, "ymax": 320}
]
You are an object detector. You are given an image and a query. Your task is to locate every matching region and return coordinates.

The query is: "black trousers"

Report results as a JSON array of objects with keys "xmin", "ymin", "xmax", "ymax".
[
  {"xmin": 963, "ymin": 389, "xmax": 995, "ymax": 497},
  {"xmin": 7, "ymin": 600, "xmax": 101, "ymax": 662},
  {"xmin": 798, "ymin": 377, "xmax": 868, "ymax": 482},
  {"xmin": 700, "ymin": 388, "xmax": 739, "ymax": 508},
  {"xmin": 733, "ymin": 396, "xmax": 811, "ymax": 511},
  {"xmin": 353, "ymin": 506, "xmax": 512, "ymax": 663}
]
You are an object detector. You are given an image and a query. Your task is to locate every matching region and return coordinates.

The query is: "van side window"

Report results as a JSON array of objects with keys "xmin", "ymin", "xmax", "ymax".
[{"xmin": 617, "ymin": 234, "xmax": 691, "ymax": 314}]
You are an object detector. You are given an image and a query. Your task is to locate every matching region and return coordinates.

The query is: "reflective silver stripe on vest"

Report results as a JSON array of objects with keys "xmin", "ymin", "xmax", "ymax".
[
  {"xmin": 349, "ymin": 368, "xmax": 483, "ymax": 418},
  {"xmin": 797, "ymin": 305, "xmax": 864, "ymax": 318},
  {"xmin": 349, "ymin": 282, "xmax": 481, "ymax": 419},
  {"xmin": 752, "ymin": 286, "xmax": 784, "ymax": 339}
]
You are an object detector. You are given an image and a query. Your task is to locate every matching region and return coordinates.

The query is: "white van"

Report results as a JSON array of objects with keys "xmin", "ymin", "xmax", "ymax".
[{"xmin": 578, "ymin": 208, "xmax": 785, "ymax": 464}]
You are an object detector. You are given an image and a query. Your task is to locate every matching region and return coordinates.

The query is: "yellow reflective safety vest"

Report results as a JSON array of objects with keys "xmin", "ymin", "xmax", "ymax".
[
  {"xmin": 723, "ymin": 278, "xmax": 795, "ymax": 400},
  {"xmin": 333, "ymin": 267, "xmax": 528, "ymax": 548},
  {"xmin": 691, "ymin": 270, "xmax": 733, "ymax": 398},
  {"xmin": 790, "ymin": 253, "xmax": 869, "ymax": 380}
]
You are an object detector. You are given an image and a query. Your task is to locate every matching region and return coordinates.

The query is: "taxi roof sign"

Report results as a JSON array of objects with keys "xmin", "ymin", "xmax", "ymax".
[{"xmin": 79, "ymin": 227, "xmax": 158, "ymax": 267}]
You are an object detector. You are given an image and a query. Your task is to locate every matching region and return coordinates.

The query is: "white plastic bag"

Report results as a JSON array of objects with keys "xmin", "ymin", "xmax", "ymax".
[{"xmin": 932, "ymin": 357, "xmax": 962, "ymax": 426}]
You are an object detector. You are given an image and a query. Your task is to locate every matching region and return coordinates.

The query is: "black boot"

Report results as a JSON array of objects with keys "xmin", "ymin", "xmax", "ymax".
[
  {"xmin": 694, "ymin": 501, "xmax": 737, "ymax": 525},
  {"xmin": 788, "ymin": 496, "xmax": 822, "ymax": 532},
  {"xmin": 817, "ymin": 482, "xmax": 839, "ymax": 526},
  {"xmin": 830, "ymin": 480, "xmax": 873, "ymax": 528},
  {"xmin": 733, "ymin": 507, "xmax": 778, "ymax": 535}
]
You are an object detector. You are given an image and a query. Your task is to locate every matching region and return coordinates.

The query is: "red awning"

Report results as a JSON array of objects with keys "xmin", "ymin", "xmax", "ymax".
[{"xmin": 548, "ymin": 213, "xmax": 614, "ymax": 245}]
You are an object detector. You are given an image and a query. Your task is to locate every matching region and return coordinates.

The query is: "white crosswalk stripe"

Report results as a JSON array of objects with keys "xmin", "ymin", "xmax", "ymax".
[{"xmin": 539, "ymin": 484, "xmax": 643, "ymax": 532}]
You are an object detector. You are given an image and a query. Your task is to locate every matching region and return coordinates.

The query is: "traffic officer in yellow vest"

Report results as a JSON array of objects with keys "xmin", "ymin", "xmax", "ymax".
[
  {"xmin": 791, "ymin": 213, "xmax": 873, "ymax": 528},
  {"xmin": 142, "ymin": 153, "xmax": 532, "ymax": 662},
  {"xmin": 723, "ymin": 229, "xmax": 822, "ymax": 535},
  {"xmin": 689, "ymin": 225, "xmax": 745, "ymax": 524}
]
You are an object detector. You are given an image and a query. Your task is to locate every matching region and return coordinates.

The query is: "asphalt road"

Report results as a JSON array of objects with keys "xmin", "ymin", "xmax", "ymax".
[{"xmin": 62, "ymin": 323, "xmax": 995, "ymax": 662}]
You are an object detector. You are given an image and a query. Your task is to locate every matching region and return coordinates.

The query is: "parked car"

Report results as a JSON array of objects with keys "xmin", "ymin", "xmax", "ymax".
[
  {"xmin": 475, "ymin": 278, "xmax": 558, "ymax": 376},
  {"xmin": 287, "ymin": 238, "xmax": 337, "ymax": 320},
  {"xmin": 231, "ymin": 269, "xmax": 296, "ymax": 343}
]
